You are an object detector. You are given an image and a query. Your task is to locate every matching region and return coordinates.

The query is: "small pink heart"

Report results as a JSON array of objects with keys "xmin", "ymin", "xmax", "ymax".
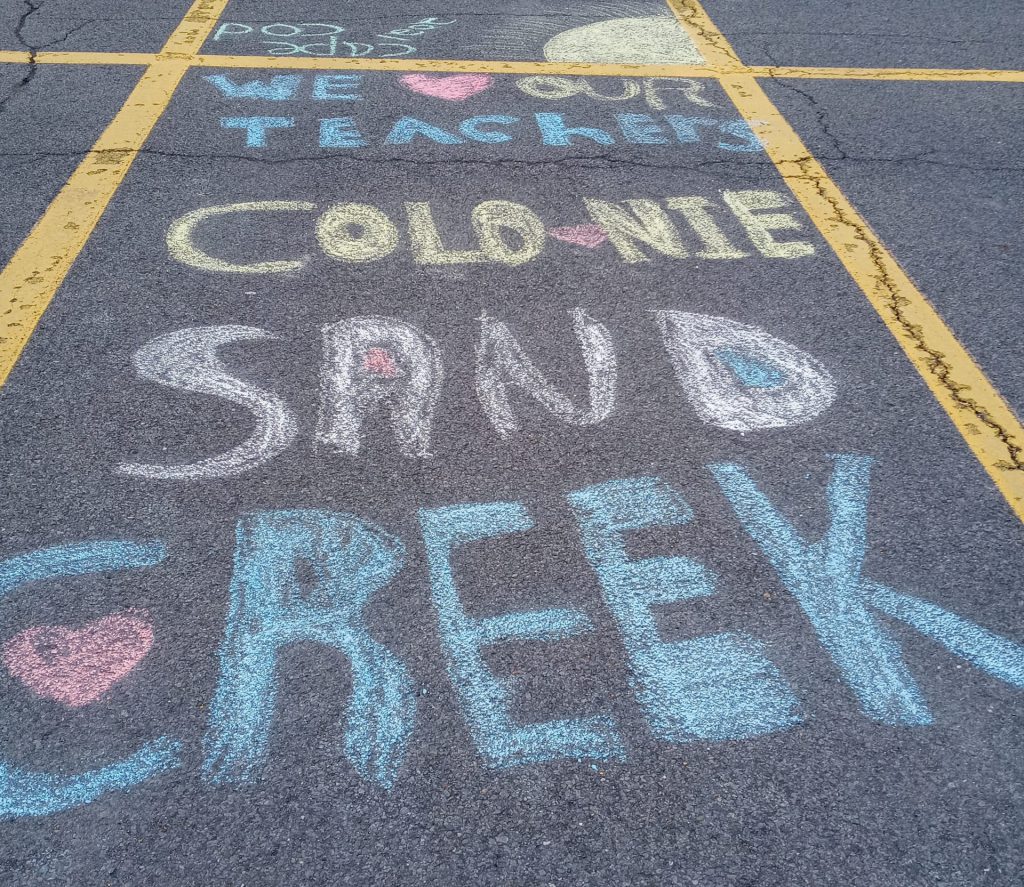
[
  {"xmin": 3, "ymin": 613, "xmax": 154, "ymax": 708},
  {"xmin": 362, "ymin": 347, "xmax": 399, "ymax": 379},
  {"xmin": 548, "ymin": 224, "xmax": 608, "ymax": 249},
  {"xmin": 399, "ymin": 73, "xmax": 494, "ymax": 101}
]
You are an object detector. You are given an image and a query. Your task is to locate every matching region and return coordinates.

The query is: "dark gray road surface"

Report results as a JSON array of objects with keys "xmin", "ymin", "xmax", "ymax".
[{"xmin": 0, "ymin": 3, "xmax": 1023, "ymax": 886}]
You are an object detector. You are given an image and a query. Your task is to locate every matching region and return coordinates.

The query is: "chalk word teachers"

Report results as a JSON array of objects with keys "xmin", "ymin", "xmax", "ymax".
[
  {"xmin": 211, "ymin": 19, "xmax": 455, "ymax": 57},
  {"xmin": 218, "ymin": 110, "xmax": 760, "ymax": 153},
  {"xmin": 116, "ymin": 312, "xmax": 837, "ymax": 479},
  {"xmin": 2, "ymin": 457, "xmax": 1022, "ymax": 817},
  {"xmin": 204, "ymin": 75, "xmax": 751, "ymax": 152},
  {"xmin": 167, "ymin": 191, "xmax": 815, "ymax": 273}
]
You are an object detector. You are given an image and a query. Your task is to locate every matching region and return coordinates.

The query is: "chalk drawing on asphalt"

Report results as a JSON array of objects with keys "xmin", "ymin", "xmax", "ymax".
[{"xmin": 3, "ymin": 612, "xmax": 154, "ymax": 708}]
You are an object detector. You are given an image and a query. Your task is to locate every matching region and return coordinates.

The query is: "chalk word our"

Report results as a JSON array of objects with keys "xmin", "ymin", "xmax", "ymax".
[
  {"xmin": 167, "ymin": 191, "xmax": 815, "ymax": 274},
  {"xmin": 211, "ymin": 19, "xmax": 455, "ymax": 57},
  {"xmin": 3, "ymin": 457, "xmax": 1022, "ymax": 818},
  {"xmin": 205, "ymin": 75, "xmax": 746, "ymax": 151},
  {"xmin": 204, "ymin": 73, "xmax": 722, "ymax": 111},
  {"xmin": 116, "ymin": 311, "xmax": 837, "ymax": 480}
]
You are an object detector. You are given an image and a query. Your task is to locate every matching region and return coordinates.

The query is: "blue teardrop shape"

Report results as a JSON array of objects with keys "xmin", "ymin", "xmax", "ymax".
[{"xmin": 714, "ymin": 348, "xmax": 786, "ymax": 389}]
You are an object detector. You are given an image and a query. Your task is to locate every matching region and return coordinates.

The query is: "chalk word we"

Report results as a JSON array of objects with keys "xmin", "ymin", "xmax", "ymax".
[
  {"xmin": 3, "ymin": 457, "xmax": 1022, "ymax": 818},
  {"xmin": 167, "ymin": 191, "xmax": 815, "ymax": 273},
  {"xmin": 211, "ymin": 19, "xmax": 455, "ymax": 57},
  {"xmin": 203, "ymin": 73, "xmax": 721, "ymax": 111},
  {"xmin": 116, "ymin": 311, "xmax": 837, "ymax": 479}
]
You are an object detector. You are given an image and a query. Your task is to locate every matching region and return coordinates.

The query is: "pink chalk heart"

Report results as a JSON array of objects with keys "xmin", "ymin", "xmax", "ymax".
[
  {"xmin": 399, "ymin": 73, "xmax": 494, "ymax": 101},
  {"xmin": 3, "ymin": 613, "xmax": 154, "ymax": 708},
  {"xmin": 548, "ymin": 224, "xmax": 608, "ymax": 249},
  {"xmin": 363, "ymin": 347, "xmax": 399, "ymax": 378}
]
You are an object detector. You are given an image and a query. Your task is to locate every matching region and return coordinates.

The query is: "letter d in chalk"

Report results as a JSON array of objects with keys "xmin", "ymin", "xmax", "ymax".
[{"xmin": 654, "ymin": 311, "xmax": 837, "ymax": 432}]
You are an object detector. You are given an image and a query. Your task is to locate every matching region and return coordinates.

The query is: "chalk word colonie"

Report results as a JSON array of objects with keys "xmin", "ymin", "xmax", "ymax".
[
  {"xmin": 167, "ymin": 190, "xmax": 815, "ymax": 273},
  {"xmin": 2, "ymin": 457, "xmax": 1022, "ymax": 818}
]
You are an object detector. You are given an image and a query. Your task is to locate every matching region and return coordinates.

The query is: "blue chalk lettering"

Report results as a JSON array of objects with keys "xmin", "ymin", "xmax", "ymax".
[
  {"xmin": 664, "ymin": 115, "xmax": 718, "ymax": 144},
  {"xmin": 712, "ymin": 455, "xmax": 934, "ymax": 725},
  {"xmin": 616, "ymin": 113, "xmax": 668, "ymax": 145},
  {"xmin": 663, "ymin": 116, "xmax": 763, "ymax": 152},
  {"xmin": 0, "ymin": 738, "xmax": 180, "ymax": 820},
  {"xmin": 460, "ymin": 115, "xmax": 520, "ymax": 144},
  {"xmin": 864, "ymin": 582, "xmax": 1024, "ymax": 687},
  {"xmin": 419, "ymin": 501, "xmax": 623, "ymax": 768},
  {"xmin": 202, "ymin": 510, "xmax": 415, "ymax": 790},
  {"xmin": 319, "ymin": 117, "xmax": 366, "ymax": 148},
  {"xmin": 265, "ymin": 38, "xmax": 341, "ymax": 56},
  {"xmin": 385, "ymin": 116, "xmax": 463, "ymax": 145},
  {"xmin": 569, "ymin": 477, "xmax": 802, "ymax": 741},
  {"xmin": 715, "ymin": 456, "xmax": 1024, "ymax": 720},
  {"xmin": 717, "ymin": 120, "xmax": 763, "ymax": 152},
  {"xmin": 534, "ymin": 113, "xmax": 614, "ymax": 147},
  {"xmin": 204, "ymin": 74, "xmax": 302, "ymax": 100},
  {"xmin": 212, "ymin": 23, "xmax": 254, "ymax": 42},
  {"xmin": 312, "ymin": 74, "xmax": 362, "ymax": 100},
  {"xmin": 220, "ymin": 116, "xmax": 294, "ymax": 148},
  {"xmin": 715, "ymin": 348, "xmax": 786, "ymax": 388},
  {"xmin": 0, "ymin": 541, "xmax": 181, "ymax": 818}
]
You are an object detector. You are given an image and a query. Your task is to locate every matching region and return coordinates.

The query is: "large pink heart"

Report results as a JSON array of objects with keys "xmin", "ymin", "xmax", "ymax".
[
  {"xmin": 399, "ymin": 73, "xmax": 493, "ymax": 101},
  {"xmin": 3, "ymin": 613, "xmax": 154, "ymax": 708}
]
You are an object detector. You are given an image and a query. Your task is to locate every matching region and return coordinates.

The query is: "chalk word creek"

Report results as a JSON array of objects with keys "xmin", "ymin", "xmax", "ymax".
[
  {"xmin": 167, "ymin": 191, "xmax": 815, "ymax": 273},
  {"xmin": 116, "ymin": 311, "xmax": 837, "ymax": 479},
  {"xmin": 210, "ymin": 19, "xmax": 456, "ymax": 57},
  {"xmin": 2, "ymin": 457, "xmax": 1022, "ymax": 818}
]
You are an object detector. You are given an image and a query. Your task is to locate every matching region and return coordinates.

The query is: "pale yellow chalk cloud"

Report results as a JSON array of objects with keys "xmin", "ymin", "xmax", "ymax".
[{"xmin": 543, "ymin": 17, "xmax": 705, "ymax": 65}]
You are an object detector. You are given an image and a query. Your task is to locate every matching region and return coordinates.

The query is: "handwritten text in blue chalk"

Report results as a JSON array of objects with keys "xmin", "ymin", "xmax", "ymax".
[{"xmin": 1, "ymin": 457, "xmax": 1023, "ymax": 817}]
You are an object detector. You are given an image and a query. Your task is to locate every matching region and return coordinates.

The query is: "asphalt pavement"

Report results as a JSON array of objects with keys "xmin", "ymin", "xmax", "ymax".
[{"xmin": 0, "ymin": 2, "xmax": 1023, "ymax": 885}]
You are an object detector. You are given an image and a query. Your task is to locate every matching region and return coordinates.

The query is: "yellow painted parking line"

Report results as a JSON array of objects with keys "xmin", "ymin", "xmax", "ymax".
[
  {"xmin": 668, "ymin": 0, "xmax": 1024, "ymax": 520},
  {"xmin": 196, "ymin": 56, "xmax": 1024, "ymax": 82},
  {"xmin": 0, "ymin": 46, "xmax": 1022, "ymax": 85},
  {"xmin": 192, "ymin": 53, "xmax": 717, "ymax": 78},
  {"xmin": 0, "ymin": 50, "xmax": 156, "ymax": 66},
  {"xmin": 0, "ymin": 0, "xmax": 229, "ymax": 386},
  {"xmin": 0, "ymin": 0, "xmax": 1019, "ymax": 526},
  {"xmin": 753, "ymin": 66, "xmax": 1024, "ymax": 83}
]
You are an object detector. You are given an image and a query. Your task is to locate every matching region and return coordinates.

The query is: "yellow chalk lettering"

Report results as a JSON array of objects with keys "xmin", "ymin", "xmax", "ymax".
[
  {"xmin": 405, "ymin": 202, "xmax": 487, "ymax": 265},
  {"xmin": 472, "ymin": 200, "xmax": 546, "ymax": 266},
  {"xmin": 666, "ymin": 196, "xmax": 748, "ymax": 259},
  {"xmin": 316, "ymin": 203, "xmax": 399, "ymax": 263},
  {"xmin": 515, "ymin": 76, "xmax": 583, "ymax": 101},
  {"xmin": 642, "ymin": 78, "xmax": 717, "ymax": 111},
  {"xmin": 579, "ymin": 78, "xmax": 641, "ymax": 101},
  {"xmin": 166, "ymin": 201, "xmax": 314, "ymax": 273},
  {"xmin": 722, "ymin": 190, "xmax": 815, "ymax": 259},
  {"xmin": 583, "ymin": 199, "xmax": 688, "ymax": 263}
]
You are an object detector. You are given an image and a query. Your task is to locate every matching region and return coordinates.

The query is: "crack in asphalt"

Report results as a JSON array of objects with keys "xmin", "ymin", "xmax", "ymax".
[
  {"xmin": 786, "ymin": 160, "xmax": 1024, "ymax": 471},
  {"xmin": 0, "ymin": 0, "xmax": 43, "ymax": 117},
  {"xmin": 726, "ymin": 28, "xmax": 1022, "ymax": 48},
  {"xmin": 0, "ymin": 2, "xmax": 100, "ymax": 117},
  {"xmin": 672, "ymin": 4, "xmax": 1024, "ymax": 471},
  {"xmin": 0, "ymin": 147, "xmax": 1021, "ymax": 174}
]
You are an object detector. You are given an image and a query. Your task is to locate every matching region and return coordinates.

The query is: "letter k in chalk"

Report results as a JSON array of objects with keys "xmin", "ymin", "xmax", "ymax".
[{"xmin": 713, "ymin": 455, "xmax": 1024, "ymax": 725}]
